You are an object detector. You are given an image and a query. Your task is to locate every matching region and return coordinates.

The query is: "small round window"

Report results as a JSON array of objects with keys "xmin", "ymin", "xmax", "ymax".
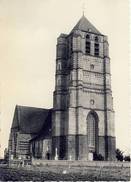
[{"xmin": 90, "ymin": 99, "xmax": 95, "ymax": 105}]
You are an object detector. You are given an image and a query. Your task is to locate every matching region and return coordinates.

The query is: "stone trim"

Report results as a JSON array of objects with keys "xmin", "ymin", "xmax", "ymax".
[
  {"xmin": 68, "ymin": 106, "xmax": 114, "ymax": 112},
  {"xmin": 83, "ymin": 69, "xmax": 111, "ymax": 75},
  {"xmin": 80, "ymin": 29, "xmax": 104, "ymax": 36}
]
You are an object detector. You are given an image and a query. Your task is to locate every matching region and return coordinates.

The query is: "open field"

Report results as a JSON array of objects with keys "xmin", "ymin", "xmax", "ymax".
[{"xmin": 0, "ymin": 162, "xmax": 130, "ymax": 181}]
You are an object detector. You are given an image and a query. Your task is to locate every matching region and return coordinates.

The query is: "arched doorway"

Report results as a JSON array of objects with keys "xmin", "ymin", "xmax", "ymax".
[
  {"xmin": 46, "ymin": 152, "xmax": 50, "ymax": 160},
  {"xmin": 87, "ymin": 111, "xmax": 99, "ymax": 160}
]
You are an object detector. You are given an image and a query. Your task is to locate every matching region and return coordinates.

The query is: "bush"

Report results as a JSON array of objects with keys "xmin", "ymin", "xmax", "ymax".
[
  {"xmin": 116, "ymin": 149, "xmax": 124, "ymax": 161},
  {"xmin": 93, "ymin": 153, "xmax": 104, "ymax": 161},
  {"xmin": 124, "ymin": 155, "xmax": 130, "ymax": 162}
]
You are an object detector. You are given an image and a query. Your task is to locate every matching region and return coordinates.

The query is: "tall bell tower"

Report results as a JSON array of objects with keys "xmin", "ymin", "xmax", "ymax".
[{"xmin": 52, "ymin": 15, "xmax": 116, "ymax": 160}]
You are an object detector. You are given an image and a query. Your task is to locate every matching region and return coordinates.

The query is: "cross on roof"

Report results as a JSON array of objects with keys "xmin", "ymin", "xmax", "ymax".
[{"xmin": 82, "ymin": 0, "xmax": 86, "ymax": 16}]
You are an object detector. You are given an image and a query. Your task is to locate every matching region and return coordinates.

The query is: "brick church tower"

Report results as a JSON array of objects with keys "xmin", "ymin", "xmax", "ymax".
[{"xmin": 52, "ymin": 15, "xmax": 116, "ymax": 160}]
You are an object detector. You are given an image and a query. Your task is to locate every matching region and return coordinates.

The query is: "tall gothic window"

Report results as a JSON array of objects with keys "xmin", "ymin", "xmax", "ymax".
[
  {"xmin": 87, "ymin": 114, "xmax": 95, "ymax": 147},
  {"xmin": 57, "ymin": 62, "xmax": 61, "ymax": 70},
  {"xmin": 87, "ymin": 112, "xmax": 98, "ymax": 152},
  {"xmin": 94, "ymin": 36, "xmax": 99, "ymax": 56},
  {"xmin": 57, "ymin": 77, "xmax": 61, "ymax": 86},
  {"xmin": 85, "ymin": 34, "xmax": 90, "ymax": 54}
]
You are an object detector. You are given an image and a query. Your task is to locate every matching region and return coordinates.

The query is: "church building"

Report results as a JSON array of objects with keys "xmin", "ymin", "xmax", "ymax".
[{"xmin": 8, "ymin": 15, "xmax": 116, "ymax": 161}]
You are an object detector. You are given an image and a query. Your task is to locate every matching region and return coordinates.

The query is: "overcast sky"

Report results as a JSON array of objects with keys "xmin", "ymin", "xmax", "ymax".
[{"xmin": 0, "ymin": 0, "xmax": 129, "ymax": 157}]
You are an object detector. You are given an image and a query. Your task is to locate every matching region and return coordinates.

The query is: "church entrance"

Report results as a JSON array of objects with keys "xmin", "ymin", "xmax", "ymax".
[
  {"xmin": 87, "ymin": 111, "xmax": 98, "ymax": 160},
  {"xmin": 46, "ymin": 152, "xmax": 50, "ymax": 160}
]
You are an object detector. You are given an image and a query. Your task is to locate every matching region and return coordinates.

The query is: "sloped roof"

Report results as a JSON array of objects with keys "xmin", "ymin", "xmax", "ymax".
[
  {"xmin": 30, "ymin": 110, "xmax": 52, "ymax": 141},
  {"xmin": 11, "ymin": 105, "xmax": 52, "ymax": 134},
  {"xmin": 71, "ymin": 15, "xmax": 101, "ymax": 34}
]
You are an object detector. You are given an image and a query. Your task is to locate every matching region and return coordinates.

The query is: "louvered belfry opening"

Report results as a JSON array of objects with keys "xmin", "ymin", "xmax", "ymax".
[{"xmin": 87, "ymin": 112, "xmax": 98, "ymax": 154}]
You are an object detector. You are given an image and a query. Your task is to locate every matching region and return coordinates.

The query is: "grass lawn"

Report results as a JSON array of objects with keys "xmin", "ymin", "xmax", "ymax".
[{"xmin": 0, "ymin": 164, "xmax": 130, "ymax": 181}]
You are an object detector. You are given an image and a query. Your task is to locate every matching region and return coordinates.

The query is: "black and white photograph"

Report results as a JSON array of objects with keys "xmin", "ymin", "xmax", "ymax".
[{"xmin": 0, "ymin": 0, "xmax": 130, "ymax": 181}]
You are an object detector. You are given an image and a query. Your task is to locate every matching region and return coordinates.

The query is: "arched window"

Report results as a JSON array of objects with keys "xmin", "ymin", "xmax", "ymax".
[
  {"xmin": 87, "ymin": 112, "xmax": 98, "ymax": 152},
  {"xmin": 57, "ymin": 62, "xmax": 61, "ymax": 70},
  {"xmin": 87, "ymin": 114, "xmax": 96, "ymax": 147},
  {"xmin": 86, "ymin": 34, "xmax": 90, "ymax": 39},
  {"xmin": 57, "ymin": 77, "xmax": 61, "ymax": 86},
  {"xmin": 85, "ymin": 34, "xmax": 90, "ymax": 54},
  {"xmin": 94, "ymin": 36, "xmax": 99, "ymax": 56},
  {"xmin": 94, "ymin": 43, "xmax": 99, "ymax": 56},
  {"xmin": 95, "ymin": 36, "xmax": 99, "ymax": 42}
]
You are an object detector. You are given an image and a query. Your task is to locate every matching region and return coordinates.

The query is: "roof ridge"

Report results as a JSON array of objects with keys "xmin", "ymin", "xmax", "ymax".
[{"xmin": 16, "ymin": 104, "xmax": 52, "ymax": 110}]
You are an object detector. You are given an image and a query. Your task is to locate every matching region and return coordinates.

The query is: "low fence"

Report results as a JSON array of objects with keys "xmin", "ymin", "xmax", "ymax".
[
  {"xmin": 8, "ymin": 159, "xmax": 31, "ymax": 167},
  {"xmin": 32, "ymin": 159, "xmax": 130, "ymax": 168}
]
